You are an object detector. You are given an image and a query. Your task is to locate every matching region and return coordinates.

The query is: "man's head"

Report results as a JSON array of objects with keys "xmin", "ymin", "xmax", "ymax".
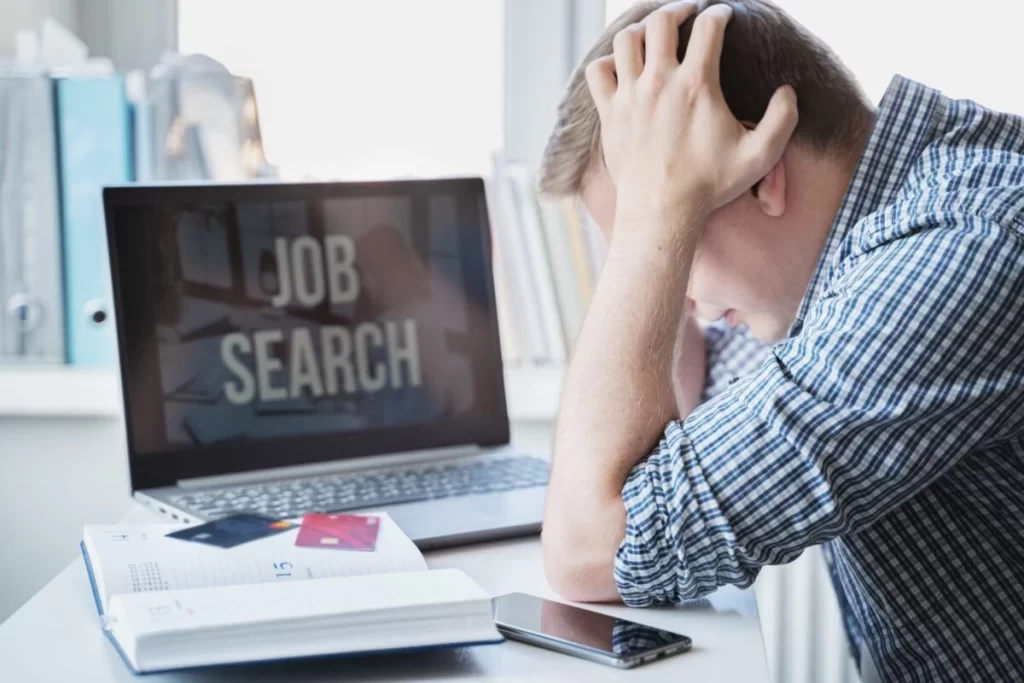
[{"xmin": 540, "ymin": 0, "xmax": 875, "ymax": 341}]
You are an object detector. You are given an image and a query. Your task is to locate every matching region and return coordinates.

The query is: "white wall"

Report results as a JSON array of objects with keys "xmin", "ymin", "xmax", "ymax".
[
  {"xmin": 0, "ymin": 415, "xmax": 133, "ymax": 620},
  {"xmin": 771, "ymin": 0, "xmax": 1024, "ymax": 115},
  {"xmin": 76, "ymin": 0, "xmax": 176, "ymax": 71},
  {"xmin": 0, "ymin": 0, "xmax": 173, "ymax": 70},
  {"xmin": 0, "ymin": 0, "xmax": 77, "ymax": 58},
  {"xmin": 606, "ymin": 0, "xmax": 1024, "ymax": 116}
]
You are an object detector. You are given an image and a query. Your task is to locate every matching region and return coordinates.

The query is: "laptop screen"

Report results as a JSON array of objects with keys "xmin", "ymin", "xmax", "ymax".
[{"xmin": 105, "ymin": 179, "xmax": 509, "ymax": 489}]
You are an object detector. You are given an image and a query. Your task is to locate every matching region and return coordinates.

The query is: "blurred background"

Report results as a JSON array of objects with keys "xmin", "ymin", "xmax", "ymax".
[{"xmin": 3, "ymin": 2, "xmax": 1020, "ymax": 681}]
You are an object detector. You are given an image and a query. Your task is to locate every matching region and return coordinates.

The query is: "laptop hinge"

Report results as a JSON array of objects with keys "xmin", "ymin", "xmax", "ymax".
[{"xmin": 175, "ymin": 444, "xmax": 488, "ymax": 490}]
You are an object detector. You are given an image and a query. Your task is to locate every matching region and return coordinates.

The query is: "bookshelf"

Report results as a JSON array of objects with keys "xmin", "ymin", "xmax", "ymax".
[
  {"xmin": 0, "ymin": 365, "xmax": 565, "ymax": 422},
  {"xmin": 0, "ymin": 366, "xmax": 122, "ymax": 418}
]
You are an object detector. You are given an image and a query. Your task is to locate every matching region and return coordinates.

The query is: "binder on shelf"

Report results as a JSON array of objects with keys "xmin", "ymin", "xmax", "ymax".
[
  {"xmin": 54, "ymin": 75, "xmax": 133, "ymax": 365},
  {"xmin": 0, "ymin": 70, "xmax": 65, "ymax": 363},
  {"xmin": 126, "ymin": 70, "xmax": 155, "ymax": 183}
]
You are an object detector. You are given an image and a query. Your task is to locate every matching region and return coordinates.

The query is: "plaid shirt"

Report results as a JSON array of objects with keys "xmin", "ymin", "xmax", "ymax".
[{"xmin": 614, "ymin": 76, "xmax": 1024, "ymax": 682}]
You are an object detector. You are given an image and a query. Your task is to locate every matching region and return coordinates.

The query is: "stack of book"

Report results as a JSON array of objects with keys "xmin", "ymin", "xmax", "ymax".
[{"xmin": 488, "ymin": 160, "xmax": 605, "ymax": 367}]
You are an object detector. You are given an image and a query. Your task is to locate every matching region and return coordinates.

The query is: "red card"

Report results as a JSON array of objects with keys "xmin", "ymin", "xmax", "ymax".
[{"xmin": 296, "ymin": 513, "xmax": 380, "ymax": 551}]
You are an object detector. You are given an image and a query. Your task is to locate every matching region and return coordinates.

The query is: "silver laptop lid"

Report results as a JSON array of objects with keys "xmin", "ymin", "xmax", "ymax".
[{"xmin": 104, "ymin": 178, "xmax": 509, "ymax": 492}]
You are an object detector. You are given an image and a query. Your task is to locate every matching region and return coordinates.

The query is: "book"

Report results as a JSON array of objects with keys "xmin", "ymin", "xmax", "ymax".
[
  {"xmin": 490, "ymin": 235, "xmax": 523, "ymax": 365},
  {"xmin": 581, "ymin": 210, "xmax": 608, "ymax": 281},
  {"xmin": 81, "ymin": 514, "xmax": 502, "ymax": 674},
  {"xmin": 505, "ymin": 166, "xmax": 568, "ymax": 363},
  {"xmin": 53, "ymin": 74, "xmax": 133, "ymax": 365},
  {"xmin": 562, "ymin": 200, "xmax": 596, "ymax": 310},
  {"xmin": 487, "ymin": 162, "xmax": 548, "ymax": 362},
  {"xmin": 0, "ymin": 69, "xmax": 65, "ymax": 363},
  {"xmin": 535, "ymin": 195, "xmax": 586, "ymax": 353}
]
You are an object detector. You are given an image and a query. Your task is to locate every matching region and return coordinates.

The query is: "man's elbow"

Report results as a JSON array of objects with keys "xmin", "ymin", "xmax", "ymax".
[
  {"xmin": 541, "ymin": 523, "xmax": 623, "ymax": 603},
  {"xmin": 541, "ymin": 446, "xmax": 630, "ymax": 602}
]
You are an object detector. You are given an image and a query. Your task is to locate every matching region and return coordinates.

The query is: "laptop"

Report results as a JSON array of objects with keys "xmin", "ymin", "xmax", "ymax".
[{"xmin": 103, "ymin": 177, "xmax": 548, "ymax": 549}]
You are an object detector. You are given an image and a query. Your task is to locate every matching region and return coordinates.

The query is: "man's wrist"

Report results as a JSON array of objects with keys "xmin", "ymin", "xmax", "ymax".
[
  {"xmin": 611, "ymin": 199, "xmax": 709, "ymax": 256},
  {"xmin": 615, "ymin": 186, "xmax": 711, "ymax": 227}
]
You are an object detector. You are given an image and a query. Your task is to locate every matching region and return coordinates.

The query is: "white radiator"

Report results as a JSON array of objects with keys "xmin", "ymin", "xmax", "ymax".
[{"xmin": 754, "ymin": 546, "xmax": 861, "ymax": 683}]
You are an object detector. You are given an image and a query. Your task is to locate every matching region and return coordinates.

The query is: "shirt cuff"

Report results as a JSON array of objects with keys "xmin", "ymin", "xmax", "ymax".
[
  {"xmin": 613, "ymin": 421, "xmax": 693, "ymax": 607},
  {"xmin": 614, "ymin": 419, "xmax": 755, "ymax": 607}
]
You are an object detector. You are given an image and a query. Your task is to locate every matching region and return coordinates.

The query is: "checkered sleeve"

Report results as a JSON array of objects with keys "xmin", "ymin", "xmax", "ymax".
[
  {"xmin": 701, "ymin": 321, "xmax": 772, "ymax": 400},
  {"xmin": 614, "ymin": 217, "xmax": 1024, "ymax": 606}
]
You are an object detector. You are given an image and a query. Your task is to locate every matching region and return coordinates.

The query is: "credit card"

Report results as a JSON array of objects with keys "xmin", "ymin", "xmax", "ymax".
[
  {"xmin": 166, "ymin": 513, "xmax": 296, "ymax": 549},
  {"xmin": 296, "ymin": 513, "xmax": 380, "ymax": 551}
]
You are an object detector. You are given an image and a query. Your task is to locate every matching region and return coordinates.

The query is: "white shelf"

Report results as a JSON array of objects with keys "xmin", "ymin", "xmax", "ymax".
[
  {"xmin": 0, "ymin": 366, "xmax": 122, "ymax": 418},
  {"xmin": 0, "ymin": 365, "xmax": 564, "ymax": 421},
  {"xmin": 503, "ymin": 364, "xmax": 563, "ymax": 422}
]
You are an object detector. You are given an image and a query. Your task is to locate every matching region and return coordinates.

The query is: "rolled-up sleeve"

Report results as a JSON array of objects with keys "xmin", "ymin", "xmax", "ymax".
[{"xmin": 615, "ymin": 218, "xmax": 1024, "ymax": 607}]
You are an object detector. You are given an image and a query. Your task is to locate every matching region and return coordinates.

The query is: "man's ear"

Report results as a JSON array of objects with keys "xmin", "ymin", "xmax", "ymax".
[
  {"xmin": 751, "ymin": 157, "xmax": 786, "ymax": 218},
  {"xmin": 740, "ymin": 120, "xmax": 787, "ymax": 218}
]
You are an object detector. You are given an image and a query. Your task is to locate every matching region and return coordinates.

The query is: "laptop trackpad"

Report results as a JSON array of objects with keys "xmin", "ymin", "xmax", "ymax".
[
  {"xmin": 373, "ymin": 487, "xmax": 547, "ymax": 546},
  {"xmin": 377, "ymin": 497, "xmax": 500, "ymax": 540}
]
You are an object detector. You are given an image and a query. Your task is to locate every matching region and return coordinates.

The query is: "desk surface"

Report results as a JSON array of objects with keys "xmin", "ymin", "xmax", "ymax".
[{"xmin": 0, "ymin": 505, "xmax": 770, "ymax": 682}]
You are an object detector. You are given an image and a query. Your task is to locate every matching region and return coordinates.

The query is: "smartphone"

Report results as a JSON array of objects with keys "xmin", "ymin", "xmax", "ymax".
[{"xmin": 492, "ymin": 592, "xmax": 692, "ymax": 669}]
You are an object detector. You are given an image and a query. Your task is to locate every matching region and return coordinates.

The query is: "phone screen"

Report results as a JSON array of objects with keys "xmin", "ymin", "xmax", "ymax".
[{"xmin": 492, "ymin": 593, "xmax": 691, "ymax": 661}]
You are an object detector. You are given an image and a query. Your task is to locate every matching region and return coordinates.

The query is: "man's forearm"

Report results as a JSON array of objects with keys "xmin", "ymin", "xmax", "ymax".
[{"xmin": 543, "ymin": 206, "xmax": 704, "ymax": 601}]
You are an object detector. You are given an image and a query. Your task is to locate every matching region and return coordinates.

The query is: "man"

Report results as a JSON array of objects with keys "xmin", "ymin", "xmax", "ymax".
[{"xmin": 538, "ymin": 1, "xmax": 1024, "ymax": 681}]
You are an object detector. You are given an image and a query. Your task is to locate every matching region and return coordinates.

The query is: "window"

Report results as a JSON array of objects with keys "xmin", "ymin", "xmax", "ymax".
[
  {"xmin": 178, "ymin": 0, "xmax": 504, "ymax": 180},
  {"xmin": 605, "ymin": 0, "xmax": 1024, "ymax": 114},
  {"xmin": 604, "ymin": 0, "xmax": 639, "ymax": 26}
]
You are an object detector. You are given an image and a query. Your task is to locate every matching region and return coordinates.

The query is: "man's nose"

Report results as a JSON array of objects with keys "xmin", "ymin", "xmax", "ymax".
[{"xmin": 692, "ymin": 300, "xmax": 727, "ymax": 322}]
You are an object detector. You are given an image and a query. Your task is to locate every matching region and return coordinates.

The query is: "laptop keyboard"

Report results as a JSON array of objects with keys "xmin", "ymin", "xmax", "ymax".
[{"xmin": 170, "ymin": 454, "xmax": 549, "ymax": 521}]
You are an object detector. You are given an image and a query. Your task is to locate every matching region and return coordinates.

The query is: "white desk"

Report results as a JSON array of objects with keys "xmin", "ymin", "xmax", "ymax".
[{"xmin": 0, "ymin": 504, "xmax": 770, "ymax": 682}]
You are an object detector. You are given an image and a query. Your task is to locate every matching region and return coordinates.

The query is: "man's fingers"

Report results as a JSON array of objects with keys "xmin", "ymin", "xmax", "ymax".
[
  {"xmin": 585, "ymin": 56, "xmax": 617, "ymax": 114},
  {"xmin": 644, "ymin": 2, "xmax": 698, "ymax": 70},
  {"xmin": 683, "ymin": 3, "xmax": 733, "ymax": 83},
  {"xmin": 743, "ymin": 85, "xmax": 799, "ymax": 178},
  {"xmin": 613, "ymin": 24, "xmax": 645, "ymax": 83}
]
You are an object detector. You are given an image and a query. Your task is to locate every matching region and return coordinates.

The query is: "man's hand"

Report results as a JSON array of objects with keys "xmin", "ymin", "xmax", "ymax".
[{"xmin": 586, "ymin": 1, "xmax": 798, "ymax": 226}]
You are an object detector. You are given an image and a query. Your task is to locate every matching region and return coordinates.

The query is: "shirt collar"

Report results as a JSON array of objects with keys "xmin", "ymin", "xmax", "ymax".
[{"xmin": 789, "ymin": 75, "xmax": 947, "ymax": 336}]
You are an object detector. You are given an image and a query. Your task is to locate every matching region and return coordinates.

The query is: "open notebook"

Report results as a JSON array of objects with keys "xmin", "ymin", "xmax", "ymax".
[{"xmin": 81, "ymin": 514, "xmax": 502, "ymax": 674}]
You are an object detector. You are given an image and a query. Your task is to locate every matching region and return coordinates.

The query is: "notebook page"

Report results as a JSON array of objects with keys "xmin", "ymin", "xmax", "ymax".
[
  {"xmin": 110, "ymin": 568, "xmax": 488, "ymax": 638},
  {"xmin": 83, "ymin": 512, "xmax": 426, "ymax": 610},
  {"xmin": 106, "ymin": 569, "xmax": 499, "ymax": 672}
]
